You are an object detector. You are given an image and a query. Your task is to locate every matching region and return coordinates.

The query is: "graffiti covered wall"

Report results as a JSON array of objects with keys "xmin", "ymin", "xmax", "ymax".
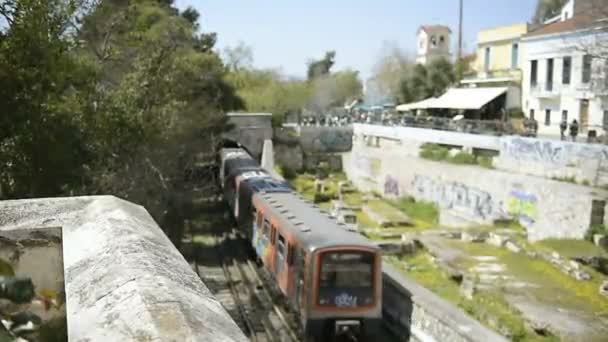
[
  {"xmin": 344, "ymin": 142, "xmax": 608, "ymax": 241},
  {"xmin": 497, "ymin": 136, "xmax": 608, "ymax": 186},
  {"xmin": 411, "ymin": 175, "xmax": 501, "ymax": 223}
]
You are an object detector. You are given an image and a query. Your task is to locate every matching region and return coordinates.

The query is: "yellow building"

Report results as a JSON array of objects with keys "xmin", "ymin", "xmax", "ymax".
[{"xmin": 462, "ymin": 23, "xmax": 530, "ymax": 109}]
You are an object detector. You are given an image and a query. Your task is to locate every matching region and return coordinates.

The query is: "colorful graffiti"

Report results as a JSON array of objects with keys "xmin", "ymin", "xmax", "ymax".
[
  {"xmin": 506, "ymin": 190, "xmax": 538, "ymax": 227},
  {"xmin": 384, "ymin": 175, "xmax": 400, "ymax": 197},
  {"xmin": 501, "ymin": 136, "xmax": 608, "ymax": 166},
  {"xmin": 411, "ymin": 175, "xmax": 496, "ymax": 220}
]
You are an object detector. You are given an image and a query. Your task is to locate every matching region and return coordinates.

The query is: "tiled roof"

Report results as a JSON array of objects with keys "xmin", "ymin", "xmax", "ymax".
[{"xmin": 525, "ymin": 12, "xmax": 608, "ymax": 38}]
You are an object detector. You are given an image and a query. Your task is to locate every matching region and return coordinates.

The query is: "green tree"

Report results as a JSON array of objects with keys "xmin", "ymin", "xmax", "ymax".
[
  {"xmin": 532, "ymin": 0, "xmax": 568, "ymax": 23},
  {"xmin": 370, "ymin": 42, "xmax": 413, "ymax": 101},
  {"xmin": 307, "ymin": 50, "xmax": 336, "ymax": 80},
  {"xmin": 0, "ymin": 0, "xmax": 94, "ymax": 198},
  {"xmin": 399, "ymin": 58, "xmax": 455, "ymax": 103}
]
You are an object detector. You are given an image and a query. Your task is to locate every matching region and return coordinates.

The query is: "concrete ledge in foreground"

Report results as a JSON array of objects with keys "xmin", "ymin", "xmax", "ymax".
[{"xmin": 0, "ymin": 196, "xmax": 247, "ymax": 342}]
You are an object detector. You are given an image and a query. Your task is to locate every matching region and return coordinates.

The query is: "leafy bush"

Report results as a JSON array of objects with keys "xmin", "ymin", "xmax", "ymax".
[
  {"xmin": 449, "ymin": 152, "xmax": 477, "ymax": 165},
  {"xmin": 313, "ymin": 193, "xmax": 331, "ymax": 203},
  {"xmin": 477, "ymin": 156, "xmax": 494, "ymax": 169},
  {"xmin": 419, "ymin": 143, "xmax": 449, "ymax": 161},
  {"xmin": 586, "ymin": 224, "xmax": 607, "ymax": 241}
]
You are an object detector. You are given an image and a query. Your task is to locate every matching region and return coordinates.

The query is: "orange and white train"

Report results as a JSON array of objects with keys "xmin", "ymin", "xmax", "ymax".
[{"xmin": 220, "ymin": 147, "xmax": 382, "ymax": 342}]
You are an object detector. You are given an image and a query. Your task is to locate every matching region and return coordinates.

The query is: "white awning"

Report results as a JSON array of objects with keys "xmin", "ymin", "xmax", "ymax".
[
  {"xmin": 396, "ymin": 97, "xmax": 438, "ymax": 112},
  {"xmin": 429, "ymin": 87, "xmax": 507, "ymax": 110}
]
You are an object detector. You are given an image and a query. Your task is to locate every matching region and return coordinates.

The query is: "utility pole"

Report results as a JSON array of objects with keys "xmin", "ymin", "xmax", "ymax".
[{"xmin": 457, "ymin": 0, "xmax": 464, "ymax": 80}]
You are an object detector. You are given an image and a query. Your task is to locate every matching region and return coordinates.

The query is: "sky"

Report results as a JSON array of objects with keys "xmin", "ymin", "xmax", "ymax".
[{"xmin": 175, "ymin": 0, "xmax": 537, "ymax": 81}]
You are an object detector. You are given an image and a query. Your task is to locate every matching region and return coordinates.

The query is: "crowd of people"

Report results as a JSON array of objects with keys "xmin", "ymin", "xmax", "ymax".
[{"xmin": 297, "ymin": 109, "xmax": 603, "ymax": 144}]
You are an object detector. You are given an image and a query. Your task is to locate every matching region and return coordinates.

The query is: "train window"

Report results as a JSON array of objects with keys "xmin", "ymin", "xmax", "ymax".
[
  {"xmin": 263, "ymin": 219, "xmax": 270, "ymax": 238},
  {"xmin": 271, "ymin": 226, "xmax": 277, "ymax": 245},
  {"xmin": 319, "ymin": 252, "xmax": 374, "ymax": 288},
  {"xmin": 257, "ymin": 211, "xmax": 264, "ymax": 229},
  {"xmin": 277, "ymin": 235, "xmax": 286, "ymax": 257},
  {"xmin": 287, "ymin": 244, "xmax": 294, "ymax": 266}
]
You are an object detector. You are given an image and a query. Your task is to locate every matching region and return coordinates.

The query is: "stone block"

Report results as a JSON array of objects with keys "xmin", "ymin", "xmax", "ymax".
[
  {"xmin": 460, "ymin": 276, "xmax": 476, "ymax": 300},
  {"xmin": 600, "ymin": 281, "xmax": 608, "ymax": 297},
  {"xmin": 461, "ymin": 231, "xmax": 487, "ymax": 243},
  {"xmin": 569, "ymin": 260, "xmax": 581, "ymax": 271},
  {"xmin": 487, "ymin": 232, "xmax": 510, "ymax": 247},
  {"xmin": 593, "ymin": 234, "xmax": 608, "ymax": 248},
  {"xmin": 505, "ymin": 241, "xmax": 522, "ymax": 254},
  {"xmin": 573, "ymin": 270, "xmax": 591, "ymax": 281}
]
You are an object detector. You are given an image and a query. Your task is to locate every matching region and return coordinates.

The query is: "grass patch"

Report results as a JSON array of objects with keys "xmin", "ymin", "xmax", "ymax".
[
  {"xmin": 367, "ymin": 200, "xmax": 410, "ymax": 222},
  {"xmin": 535, "ymin": 239, "xmax": 607, "ymax": 258},
  {"xmin": 391, "ymin": 252, "xmax": 555, "ymax": 341},
  {"xmin": 419, "ymin": 143, "xmax": 496, "ymax": 168},
  {"xmin": 449, "ymin": 239, "xmax": 608, "ymax": 315},
  {"xmin": 389, "ymin": 197, "xmax": 438, "ymax": 228}
]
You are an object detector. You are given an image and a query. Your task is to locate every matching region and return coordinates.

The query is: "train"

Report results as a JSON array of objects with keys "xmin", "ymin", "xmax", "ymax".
[{"xmin": 219, "ymin": 147, "xmax": 382, "ymax": 341}]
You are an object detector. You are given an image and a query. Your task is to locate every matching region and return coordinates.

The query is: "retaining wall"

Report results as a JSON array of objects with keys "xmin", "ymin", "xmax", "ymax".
[
  {"xmin": 354, "ymin": 123, "xmax": 608, "ymax": 187},
  {"xmin": 0, "ymin": 196, "xmax": 247, "ymax": 342},
  {"xmin": 344, "ymin": 143, "xmax": 608, "ymax": 241},
  {"xmin": 382, "ymin": 264, "xmax": 508, "ymax": 342}
]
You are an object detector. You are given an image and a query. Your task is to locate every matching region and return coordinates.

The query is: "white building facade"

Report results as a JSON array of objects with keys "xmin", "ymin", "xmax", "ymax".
[
  {"xmin": 416, "ymin": 25, "xmax": 451, "ymax": 65},
  {"xmin": 521, "ymin": 4, "xmax": 608, "ymax": 137}
]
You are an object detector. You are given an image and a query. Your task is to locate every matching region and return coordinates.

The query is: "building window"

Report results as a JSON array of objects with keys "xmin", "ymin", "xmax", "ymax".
[
  {"xmin": 511, "ymin": 43, "xmax": 519, "ymax": 69},
  {"xmin": 546, "ymin": 58, "xmax": 554, "ymax": 91},
  {"xmin": 439, "ymin": 35, "xmax": 445, "ymax": 44},
  {"xmin": 531, "ymin": 60, "xmax": 538, "ymax": 86},
  {"xmin": 604, "ymin": 110, "xmax": 608, "ymax": 129},
  {"xmin": 582, "ymin": 54, "xmax": 592, "ymax": 83},
  {"xmin": 562, "ymin": 110, "xmax": 568, "ymax": 122},
  {"xmin": 484, "ymin": 47, "xmax": 491, "ymax": 72},
  {"xmin": 545, "ymin": 109, "xmax": 551, "ymax": 126},
  {"xmin": 530, "ymin": 109, "xmax": 535, "ymax": 120},
  {"xmin": 430, "ymin": 36, "xmax": 437, "ymax": 47},
  {"xmin": 562, "ymin": 56, "xmax": 571, "ymax": 85}
]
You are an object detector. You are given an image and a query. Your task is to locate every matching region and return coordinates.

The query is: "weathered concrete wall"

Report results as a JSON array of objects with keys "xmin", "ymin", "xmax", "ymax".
[
  {"xmin": 298, "ymin": 126, "xmax": 353, "ymax": 153},
  {"xmin": 344, "ymin": 142, "xmax": 608, "ymax": 241},
  {"xmin": 224, "ymin": 113, "xmax": 273, "ymax": 159},
  {"xmin": 354, "ymin": 124, "xmax": 501, "ymax": 151},
  {"xmin": 496, "ymin": 136, "xmax": 608, "ymax": 187},
  {"xmin": 273, "ymin": 126, "xmax": 351, "ymax": 171},
  {"xmin": 0, "ymin": 196, "xmax": 247, "ymax": 342},
  {"xmin": 354, "ymin": 123, "xmax": 608, "ymax": 187},
  {"xmin": 383, "ymin": 264, "xmax": 508, "ymax": 342}
]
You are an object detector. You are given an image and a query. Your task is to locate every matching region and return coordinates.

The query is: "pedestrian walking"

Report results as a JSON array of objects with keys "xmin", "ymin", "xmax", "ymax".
[
  {"xmin": 569, "ymin": 119, "xmax": 579, "ymax": 142},
  {"xmin": 560, "ymin": 120, "xmax": 567, "ymax": 141}
]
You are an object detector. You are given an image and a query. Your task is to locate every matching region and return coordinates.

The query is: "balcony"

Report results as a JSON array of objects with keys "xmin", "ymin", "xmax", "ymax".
[{"xmin": 530, "ymin": 82, "xmax": 559, "ymax": 98}]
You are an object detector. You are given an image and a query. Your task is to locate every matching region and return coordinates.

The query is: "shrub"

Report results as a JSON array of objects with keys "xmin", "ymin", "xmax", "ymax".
[
  {"xmin": 419, "ymin": 143, "xmax": 449, "ymax": 161},
  {"xmin": 313, "ymin": 193, "xmax": 331, "ymax": 203},
  {"xmin": 477, "ymin": 156, "xmax": 494, "ymax": 169},
  {"xmin": 449, "ymin": 152, "xmax": 477, "ymax": 165},
  {"xmin": 585, "ymin": 224, "xmax": 607, "ymax": 241}
]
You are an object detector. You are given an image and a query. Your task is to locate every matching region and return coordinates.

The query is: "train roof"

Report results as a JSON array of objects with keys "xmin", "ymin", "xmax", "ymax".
[{"xmin": 254, "ymin": 191, "xmax": 378, "ymax": 252}]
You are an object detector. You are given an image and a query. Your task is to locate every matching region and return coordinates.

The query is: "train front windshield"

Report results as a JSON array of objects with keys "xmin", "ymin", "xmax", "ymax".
[{"xmin": 318, "ymin": 251, "xmax": 375, "ymax": 307}]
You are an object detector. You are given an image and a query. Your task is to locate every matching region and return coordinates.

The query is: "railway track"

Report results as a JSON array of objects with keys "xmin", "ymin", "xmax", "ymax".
[{"xmin": 194, "ymin": 230, "xmax": 299, "ymax": 342}]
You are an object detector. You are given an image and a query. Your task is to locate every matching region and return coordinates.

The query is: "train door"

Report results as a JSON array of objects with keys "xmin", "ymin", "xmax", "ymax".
[
  {"xmin": 257, "ymin": 218, "xmax": 271, "ymax": 263},
  {"xmin": 293, "ymin": 248, "xmax": 306, "ymax": 314},
  {"xmin": 275, "ymin": 234, "xmax": 288, "ymax": 293},
  {"xmin": 267, "ymin": 223, "xmax": 277, "ymax": 269}
]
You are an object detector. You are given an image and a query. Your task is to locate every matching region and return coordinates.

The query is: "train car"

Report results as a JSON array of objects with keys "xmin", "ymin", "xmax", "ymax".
[
  {"xmin": 219, "ymin": 147, "xmax": 382, "ymax": 341},
  {"xmin": 251, "ymin": 191, "xmax": 382, "ymax": 341}
]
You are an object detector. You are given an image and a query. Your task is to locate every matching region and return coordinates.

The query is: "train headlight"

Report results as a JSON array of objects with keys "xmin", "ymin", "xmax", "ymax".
[{"xmin": 320, "ymin": 298, "xmax": 329, "ymax": 305}]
